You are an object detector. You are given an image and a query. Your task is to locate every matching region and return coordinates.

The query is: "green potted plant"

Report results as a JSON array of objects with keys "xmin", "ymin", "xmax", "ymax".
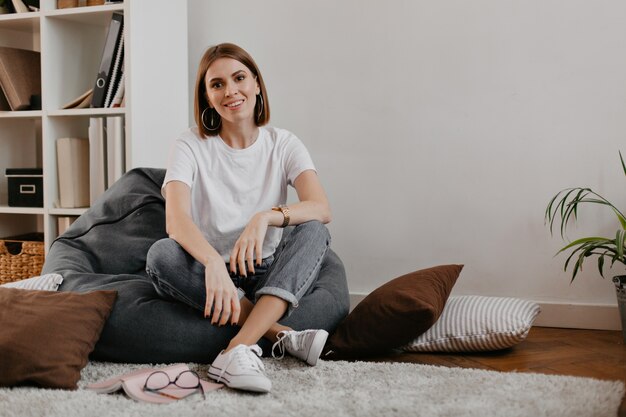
[{"xmin": 545, "ymin": 151, "xmax": 626, "ymax": 343}]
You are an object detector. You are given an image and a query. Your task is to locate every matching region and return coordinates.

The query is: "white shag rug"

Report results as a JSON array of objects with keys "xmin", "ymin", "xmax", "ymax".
[{"xmin": 0, "ymin": 358, "xmax": 623, "ymax": 417}]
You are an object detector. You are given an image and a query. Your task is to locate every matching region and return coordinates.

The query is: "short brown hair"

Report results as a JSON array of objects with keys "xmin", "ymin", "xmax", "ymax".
[{"xmin": 194, "ymin": 43, "xmax": 270, "ymax": 137}]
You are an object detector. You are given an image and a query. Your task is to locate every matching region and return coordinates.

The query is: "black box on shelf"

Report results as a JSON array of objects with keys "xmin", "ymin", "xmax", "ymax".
[{"xmin": 5, "ymin": 168, "xmax": 43, "ymax": 207}]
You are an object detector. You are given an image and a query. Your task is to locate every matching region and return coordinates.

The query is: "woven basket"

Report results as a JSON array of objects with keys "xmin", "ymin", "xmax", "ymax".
[{"xmin": 0, "ymin": 234, "xmax": 45, "ymax": 285}]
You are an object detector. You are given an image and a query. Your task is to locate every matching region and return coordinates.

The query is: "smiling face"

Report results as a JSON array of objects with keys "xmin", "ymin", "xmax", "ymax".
[{"xmin": 204, "ymin": 57, "xmax": 260, "ymax": 129}]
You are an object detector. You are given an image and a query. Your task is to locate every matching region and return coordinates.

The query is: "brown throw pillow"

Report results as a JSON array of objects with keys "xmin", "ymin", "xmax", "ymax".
[
  {"xmin": 325, "ymin": 264, "xmax": 463, "ymax": 358},
  {"xmin": 0, "ymin": 288, "xmax": 117, "ymax": 389}
]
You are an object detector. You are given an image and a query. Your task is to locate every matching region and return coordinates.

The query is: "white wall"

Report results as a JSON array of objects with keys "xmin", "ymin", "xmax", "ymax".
[
  {"xmin": 187, "ymin": 0, "xmax": 626, "ymax": 322},
  {"xmin": 127, "ymin": 0, "xmax": 189, "ymax": 169}
]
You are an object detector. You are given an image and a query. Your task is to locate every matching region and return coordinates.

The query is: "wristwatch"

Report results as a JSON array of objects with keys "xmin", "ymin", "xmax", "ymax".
[{"xmin": 271, "ymin": 205, "xmax": 290, "ymax": 228}]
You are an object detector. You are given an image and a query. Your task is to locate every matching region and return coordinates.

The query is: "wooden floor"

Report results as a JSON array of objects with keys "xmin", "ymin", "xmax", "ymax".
[{"xmin": 370, "ymin": 327, "xmax": 626, "ymax": 416}]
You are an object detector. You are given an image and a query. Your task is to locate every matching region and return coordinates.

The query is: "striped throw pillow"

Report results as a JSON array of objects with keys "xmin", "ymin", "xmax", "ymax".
[
  {"xmin": 1, "ymin": 274, "xmax": 64, "ymax": 291},
  {"xmin": 402, "ymin": 296, "xmax": 541, "ymax": 352}
]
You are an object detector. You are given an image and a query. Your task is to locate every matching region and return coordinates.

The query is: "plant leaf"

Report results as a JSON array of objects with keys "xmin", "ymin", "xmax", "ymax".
[
  {"xmin": 614, "ymin": 209, "xmax": 626, "ymax": 230},
  {"xmin": 563, "ymin": 244, "xmax": 586, "ymax": 272},
  {"xmin": 562, "ymin": 189, "xmax": 589, "ymax": 238},
  {"xmin": 557, "ymin": 188, "xmax": 579, "ymax": 238},
  {"xmin": 570, "ymin": 188, "xmax": 589, "ymax": 224},
  {"xmin": 547, "ymin": 188, "xmax": 578, "ymax": 236},
  {"xmin": 575, "ymin": 199, "xmax": 626, "ymax": 229},
  {"xmin": 545, "ymin": 191, "xmax": 561, "ymax": 228},
  {"xmin": 557, "ymin": 237, "xmax": 612, "ymax": 254},
  {"xmin": 617, "ymin": 229, "xmax": 625, "ymax": 260},
  {"xmin": 570, "ymin": 243, "xmax": 605, "ymax": 282},
  {"xmin": 545, "ymin": 153, "xmax": 626, "ymax": 281},
  {"xmin": 570, "ymin": 251, "xmax": 584, "ymax": 283},
  {"xmin": 558, "ymin": 188, "xmax": 576, "ymax": 220},
  {"xmin": 559, "ymin": 240, "xmax": 620, "ymax": 282},
  {"xmin": 578, "ymin": 189, "xmax": 626, "ymax": 228},
  {"xmin": 562, "ymin": 241, "xmax": 595, "ymax": 274}
]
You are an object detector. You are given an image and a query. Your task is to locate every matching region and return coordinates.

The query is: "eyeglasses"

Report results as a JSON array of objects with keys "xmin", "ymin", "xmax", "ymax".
[{"xmin": 143, "ymin": 370, "xmax": 205, "ymax": 400}]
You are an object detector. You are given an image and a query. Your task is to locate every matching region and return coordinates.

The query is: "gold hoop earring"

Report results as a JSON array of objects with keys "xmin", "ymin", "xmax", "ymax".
[{"xmin": 202, "ymin": 107, "xmax": 221, "ymax": 131}]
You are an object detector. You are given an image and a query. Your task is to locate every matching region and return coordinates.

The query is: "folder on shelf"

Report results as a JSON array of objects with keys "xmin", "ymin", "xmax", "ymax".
[
  {"xmin": 104, "ymin": 28, "xmax": 124, "ymax": 108},
  {"xmin": 89, "ymin": 118, "xmax": 107, "ymax": 204},
  {"xmin": 0, "ymin": 47, "xmax": 41, "ymax": 111},
  {"xmin": 56, "ymin": 138, "xmax": 90, "ymax": 208},
  {"xmin": 106, "ymin": 116, "xmax": 125, "ymax": 187},
  {"xmin": 110, "ymin": 70, "xmax": 125, "ymax": 108},
  {"xmin": 91, "ymin": 12, "xmax": 124, "ymax": 108}
]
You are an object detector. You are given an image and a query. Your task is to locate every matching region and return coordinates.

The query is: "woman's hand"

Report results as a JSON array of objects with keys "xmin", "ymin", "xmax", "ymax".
[
  {"xmin": 230, "ymin": 212, "xmax": 270, "ymax": 276},
  {"xmin": 204, "ymin": 260, "xmax": 241, "ymax": 326}
]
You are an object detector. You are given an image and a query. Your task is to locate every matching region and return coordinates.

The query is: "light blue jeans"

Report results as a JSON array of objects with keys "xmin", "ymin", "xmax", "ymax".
[{"xmin": 145, "ymin": 221, "xmax": 331, "ymax": 318}]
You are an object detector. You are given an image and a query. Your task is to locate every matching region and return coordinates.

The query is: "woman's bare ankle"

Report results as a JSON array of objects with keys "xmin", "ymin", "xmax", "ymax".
[{"xmin": 225, "ymin": 336, "xmax": 254, "ymax": 352}]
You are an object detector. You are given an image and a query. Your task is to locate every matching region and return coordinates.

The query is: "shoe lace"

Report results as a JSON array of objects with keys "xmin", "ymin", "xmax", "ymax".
[
  {"xmin": 216, "ymin": 344, "xmax": 264, "ymax": 383},
  {"xmin": 271, "ymin": 331, "xmax": 289, "ymax": 360},
  {"xmin": 272, "ymin": 330, "xmax": 311, "ymax": 359}
]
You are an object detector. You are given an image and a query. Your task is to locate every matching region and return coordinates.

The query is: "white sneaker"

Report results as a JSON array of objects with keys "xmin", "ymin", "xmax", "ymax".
[
  {"xmin": 271, "ymin": 329, "xmax": 329, "ymax": 366},
  {"xmin": 208, "ymin": 344, "xmax": 271, "ymax": 393}
]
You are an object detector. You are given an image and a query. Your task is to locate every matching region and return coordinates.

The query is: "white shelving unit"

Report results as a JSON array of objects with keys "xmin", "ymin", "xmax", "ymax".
[{"xmin": 0, "ymin": 0, "xmax": 188, "ymax": 253}]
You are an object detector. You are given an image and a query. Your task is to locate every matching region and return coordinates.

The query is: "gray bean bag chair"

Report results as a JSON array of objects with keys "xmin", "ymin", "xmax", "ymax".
[{"xmin": 42, "ymin": 168, "xmax": 349, "ymax": 364}]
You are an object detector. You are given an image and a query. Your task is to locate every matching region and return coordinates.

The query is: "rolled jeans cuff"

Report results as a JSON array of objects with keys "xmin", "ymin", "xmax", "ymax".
[{"xmin": 254, "ymin": 286, "xmax": 299, "ymax": 318}]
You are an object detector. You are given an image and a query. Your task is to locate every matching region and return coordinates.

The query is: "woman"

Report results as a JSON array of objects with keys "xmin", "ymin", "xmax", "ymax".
[{"xmin": 145, "ymin": 43, "xmax": 332, "ymax": 393}]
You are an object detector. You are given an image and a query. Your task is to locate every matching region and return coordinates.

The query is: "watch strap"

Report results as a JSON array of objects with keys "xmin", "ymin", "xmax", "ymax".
[{"xmin": 271, "ymin": 205, "xmax": 290, "ymax": 228}]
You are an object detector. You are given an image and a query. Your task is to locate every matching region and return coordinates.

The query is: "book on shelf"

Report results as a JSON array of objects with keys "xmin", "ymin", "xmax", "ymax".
[
  {"xmin": 0, "ymin": 47, "xmax": 41, "ymax": 111},
  {"xmin": 86, "ymin": 363, "xmax": 222, "ymax": 404},
  {"xmin": 106, "ymin": 116, "xmax": 125, "ymax": 187},
  {"xmin": 56, "ymin": 137, "xmax": 90, "ymax": 208},
  {"xmin": 57, "ymin": 216, "xmax": 79, "ymax": 236},
  {"xmin": 89, "ymin": 117, "xmax": 107, "ymax": 204},
  {"xmin": 89, "ymin": 116, "xmax": 126, "ymax": 203},
  {"xmin": 91, "ymin": 12, "xmax": 123, "ymax": 108}
]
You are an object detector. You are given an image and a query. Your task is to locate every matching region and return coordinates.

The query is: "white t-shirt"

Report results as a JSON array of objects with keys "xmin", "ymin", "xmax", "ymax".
[{"xmin": 163, "ymin": 126, "xmax": 316, "ymax": 261}]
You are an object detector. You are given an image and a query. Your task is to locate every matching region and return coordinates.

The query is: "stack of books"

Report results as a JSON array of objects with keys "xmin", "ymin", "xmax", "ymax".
[
  {"xmin": 55, "ymin": 116, "xmax": 125, "ymax": 208},
  {"xmin": 88, "ymin": 115, "xmax": 125, "ymax": 204}
]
